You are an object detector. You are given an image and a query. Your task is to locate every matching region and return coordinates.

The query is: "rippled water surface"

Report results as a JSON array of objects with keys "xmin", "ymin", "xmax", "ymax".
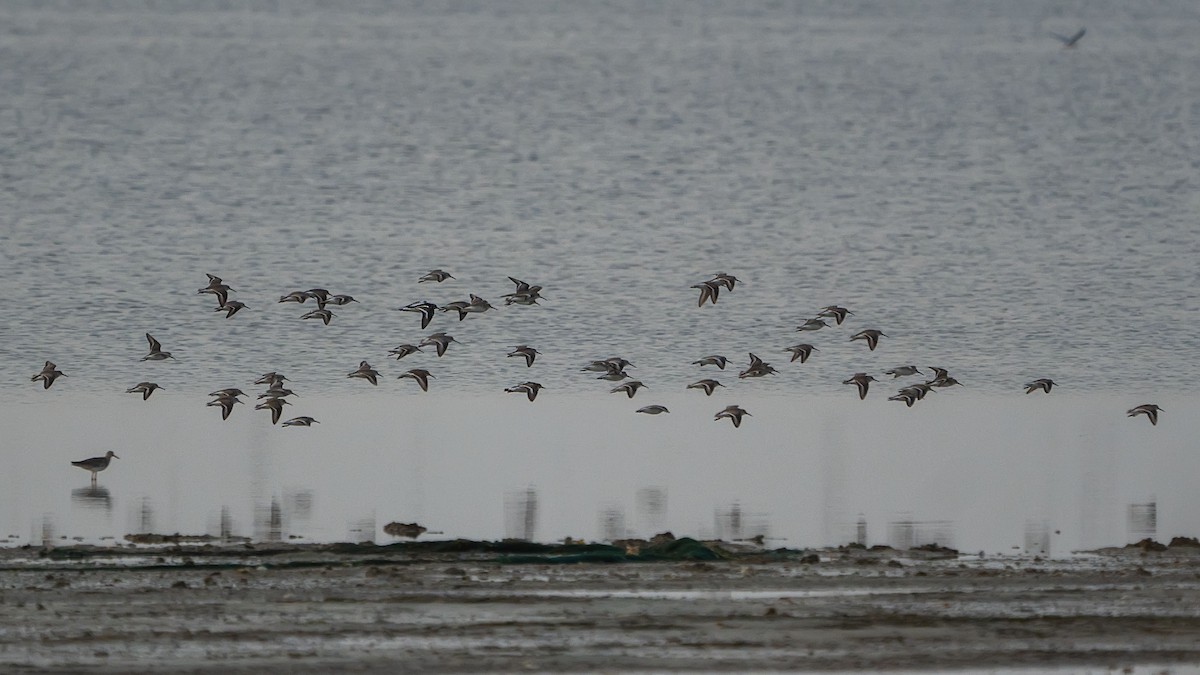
[{"xmin": 2, "ymin": 1, "xmax": 1199, "ymax": 549}]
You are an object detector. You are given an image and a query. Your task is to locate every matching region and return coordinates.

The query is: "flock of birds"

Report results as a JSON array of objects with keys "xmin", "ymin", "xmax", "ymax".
[{"xmin": 36, "ymin": 264, "xmax": 1161, "ymax": 483}]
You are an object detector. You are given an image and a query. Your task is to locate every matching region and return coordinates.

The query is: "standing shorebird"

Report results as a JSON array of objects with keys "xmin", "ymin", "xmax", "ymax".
[
  {"xmin": 1127, "ymin": 404, "xmax": 1162, "ymax": 426},
  {"xmin": 714, "ymin": 405, "xmax": 751, "ymax": 428},
  {"xmin": 843, "ymin": 373, "xmax": 877, "ymax": 400},
  {"xmin": 1025, "ymin": 378, "xmax": 1056, "ymax": 394},
  {"xmin": 507, "ymin": 346, "xmax": 541, "ymax": 368},
  {"xmin": 504, "ymin": 381, "xmax": 544, "ymax": 401},
  {"xmin": 783, "ymin": 344, "xmax": 817, "ymax": 363},
  {"xmin": 419, "ymin": 333, "xmax": 458, "ymax": 357},
  {"xmin": 692, "ymin": 355, "xmax": 728, "ymax": 370},
  {"xmin": 141, "ymin": 334, "xmax": 175, "ymax": 361},
  {"xmin": 636, "ymin": 405, "xmax": 670, "ymax": 415},
  {"xmin": 687, "ymin": 379, "xmax": 724, "ymax": 396},
  {"xmin": 125, "ymin": 382, "xmax": 163, "ymax": 400},
  {"xmin": 31, "ymin": 361, "xmax": 66, "ymax": 389},
  {"xmin": 398, "ymin": 369, "xmax": 434, "ymax": 392},
  {"xmin": 610, "ymin": 381, "xmax": 647, "ymax": 398},
  {"xmin": 850, "ymin": 329, "xmax": 886, "ymax": 351},
  {"xmin": 348, "ymin": 361, "xmax": 381, "ymax": 386},
  {"xmin": 255, "ymin": 397, "xmax": 292, "ymax": 425},
  {"xmin": 282, "ymin": 416, "xmax": 319, "ymax": 427},
  {"xmin": 72, "ymin": 451, "xmax": 119, "ymax": 483}
]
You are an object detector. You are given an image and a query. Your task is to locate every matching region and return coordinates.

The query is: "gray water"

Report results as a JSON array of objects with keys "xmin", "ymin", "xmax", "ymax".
[{"xmin": 2, "ymin": 1, "xmax": 1199, "ymax": 552}]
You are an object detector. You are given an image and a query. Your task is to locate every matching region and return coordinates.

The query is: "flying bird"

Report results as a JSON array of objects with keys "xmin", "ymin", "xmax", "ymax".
[
  {"xmin": 687, "ymin": 379, "xmax": 725, "ymax": 396},
  {"xmin": 610, "ymin": 381, "xmax": 647, "ymax": 398},
  {"xmin": 504, "ymin": 381, "xmax": 544, "ymax": 401},
  {"xmin": 1025, "ymin": 378, "xmax": 1056, "ymax": 394},
  {"xmin": 348, "ymin": 361, "xmax": 381, "ymax": 386},
  {"xmin": 398, "ymin": 369, "xmax": 434, "ymax": 392},
  {"xmin": 692, "ymin": 355, "xmax": 728, "ymax": 370},
  {"xmin": 850, "ymin": 329, "xmax": 887, "ymax": 351},
  {"xmin": 843, "ymin": 373, "xmax": 877, "ymax": 400},
  {"xmin": 31, "ymin": 361, "xmax": 66, "ymax": 389},
  {"xmin": 714, "ymin": 405, "xmax": 751, "ymax": 428},
  {"xmin": 400, "ymin": 302, "xmax": 439, "ymax": 330},
  {"xmin": 507, "ymin": 346, "xmax": 541, "ymax": 368},
  {"xmin": 141, "ymin": 334, "xmax": 175, "ymax": 361},
  {"xmin": 419, "ymin": 269, "xmax": 455, "ymax": 283},
  {"xmin": 300, "ymin": 308, "xmax": 334, "ymax": 325},
  {"xmin": 1127, "ymin": 404, "xmax": 1162, "ymax": 426},
  {"xmin": 783, "ymin": 344, "xmax": 817, "ymax": 363},
  {"xmin": 126, "ymin": 382, "xmax": 163, "ymax": 400},
  {"xmin": 255, "ymin": 397, "xmax": 292, "ymax": 424},
  {"xmin": 1050, "ymin": 28, "xmax": 1086, "ymax": 47}
]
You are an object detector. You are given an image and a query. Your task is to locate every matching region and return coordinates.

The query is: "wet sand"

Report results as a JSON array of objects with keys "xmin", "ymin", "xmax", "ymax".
[{"xmin": 2, "ymin": 540, "xmax": 1199, "ymax": 673}]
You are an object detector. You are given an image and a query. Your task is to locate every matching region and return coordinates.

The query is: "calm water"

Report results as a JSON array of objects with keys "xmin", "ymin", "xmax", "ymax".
[{"xmin": 2, "ymin": 1, "xmax": 1199, "ymax": 551}]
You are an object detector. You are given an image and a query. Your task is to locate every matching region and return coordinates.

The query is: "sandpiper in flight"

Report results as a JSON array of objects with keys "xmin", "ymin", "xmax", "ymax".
[
  {"xmin": 507, "ymin": 346, "xmax": 541, "ymax": 368},
  {"xmin": 687, "ymin": 379, "xmax": 724, "ymax": 396},
  {"xmin": 1127, "ymin": 404, "xmax": 1162, "ymax": 426},
  {"xmin": 714, "ymin": 405, "xmax": 751, "ymax": 428},
  {"xmin": 850, "ymin": 329, "xmax": 887, "ymax": 351},
  {"xmin": 1025, "ymin": 378, "xmax": 1056, "ymax": 394},
  {"xmin": 31, "ymin": 361, "xmax": 66, "ymax": 389},
  {"xmin": 399, "ymin": 369, "xmax": 434, "ymax": 392},
  {"xmin": 141, "ymin": 334, "xmax": 174, "ymax": 361},
  {"xmin": 504, "ymin": 381, "xmax": 544, "ymax": 401},
  {"xmin": 843, "ymin": 373, "xmax": 877, "ymax": 400},
  {"xmin": 126, "ymin": 382, "xmax": 163, "ymax": 400}
]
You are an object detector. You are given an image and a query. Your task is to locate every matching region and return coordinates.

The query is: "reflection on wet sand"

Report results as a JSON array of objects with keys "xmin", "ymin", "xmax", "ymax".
[
  {"xmin": 134, "ymin": 497, "xmax": 155, "ymax": 533},
  {"xmin": 255, "ymin": 496, "xmax": 283, "ymax": 542},
  {"xmin": 636, "ymin": 486, "xmax": 667, "ymax": 533},
  {"xmin": 886, "ymin": 517, "xmax": 956, "ymax": 551},
  {"xmin": 714, "ymin": 502, "xmax": 769, "ymax": 543},
  {"xmin": 504, "ymin": 487, "xmax": 539, "ymax": 541},
  {"xmin": 347, "ymin": 514, "xmax": 375, "ymax": 543},
  {"xmin": 598, "ymin": 504, "xmax": 628, "ymax": 541},
  {"xmin": 71, "ymin": 485, "xmax": 112, "ymax": 512},
  {"xmin": 1128, "ymin": 498, "xmax": 1157, "ymax": 542}
]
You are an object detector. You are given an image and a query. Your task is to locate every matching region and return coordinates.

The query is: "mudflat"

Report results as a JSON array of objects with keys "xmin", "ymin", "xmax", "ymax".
[{"xmin": 1, "ymin": 539, "xmax": 1199, "ymax": 673}]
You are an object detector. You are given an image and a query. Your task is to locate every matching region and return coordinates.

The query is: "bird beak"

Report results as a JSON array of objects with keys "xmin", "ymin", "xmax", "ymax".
[{"xmin": 113, "ymin": 454, "xmax": 121, "ymax": 459}]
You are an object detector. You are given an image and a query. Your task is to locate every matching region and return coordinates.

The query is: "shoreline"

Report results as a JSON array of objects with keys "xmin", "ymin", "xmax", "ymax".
[{"xmin": 2, "ymin": 538, "xmax": 1199, "ymax": 672}]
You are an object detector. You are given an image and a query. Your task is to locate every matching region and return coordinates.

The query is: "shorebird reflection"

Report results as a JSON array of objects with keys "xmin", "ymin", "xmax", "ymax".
[{"xmin": 71, "ymin": 485, "xmax": 112, "ymax": 511}]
